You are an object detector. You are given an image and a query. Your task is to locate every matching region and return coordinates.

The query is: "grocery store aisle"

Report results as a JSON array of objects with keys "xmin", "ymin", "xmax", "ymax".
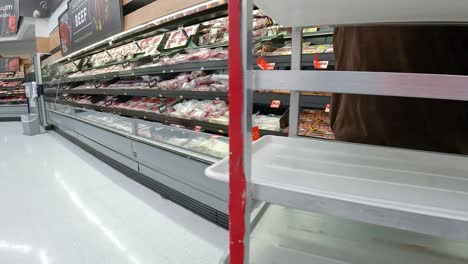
[{"xmin": 0, "ymin": 122, "xmax": 227, "ymax": 264}]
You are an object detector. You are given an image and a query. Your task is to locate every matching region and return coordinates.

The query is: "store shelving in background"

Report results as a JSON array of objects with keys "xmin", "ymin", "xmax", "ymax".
[{"xmin": 0, "ymin": 70, "xmax": 27, "ymax": 120}]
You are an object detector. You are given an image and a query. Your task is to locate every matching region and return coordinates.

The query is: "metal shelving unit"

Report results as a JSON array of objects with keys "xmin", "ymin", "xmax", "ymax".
[
  {"xmin": 205, "ymin": 0, "xmax": 468, "ymax": 263},
  {"xmin": 0, "ymin": 76, "xmax": 27, "ymax": 120}
]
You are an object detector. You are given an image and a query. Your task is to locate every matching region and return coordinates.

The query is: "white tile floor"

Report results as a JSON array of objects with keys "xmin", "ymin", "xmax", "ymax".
[{"xmin": 0, "ymin": 122, "xmax": 228, "ymax": 264}]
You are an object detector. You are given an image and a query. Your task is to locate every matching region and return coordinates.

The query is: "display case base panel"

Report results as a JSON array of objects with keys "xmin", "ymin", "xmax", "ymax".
[
  {"xmin": 245, "ymin": 205, "xmax": 468, "ymax": 264},
  {"xmin": 0, "ymin": 105, "xmax": 28, "ymax": 119},
  {"xmin": 0, "ymin": 117, "xmax": 21, "ymax": 121},
  {"xmin": 55, "ymin": 127, "xmax": 229, "ymax": 229}
]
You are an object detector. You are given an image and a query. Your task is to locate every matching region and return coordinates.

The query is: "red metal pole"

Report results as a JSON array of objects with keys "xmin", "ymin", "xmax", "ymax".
[{"xmin": 228, "ymin": 0, "xmax": 247, "ymax": 263}]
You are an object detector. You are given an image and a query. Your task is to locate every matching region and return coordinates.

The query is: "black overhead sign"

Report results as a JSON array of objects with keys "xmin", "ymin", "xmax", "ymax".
[
  {"xmin": 47, "ymin": 0, "xmax": 63, "ymax": 14},
  {"xmin": 0, "ymin": 0, "xmax": 18, "ymax": 37},
  {"xmin": 0, "ymin": 57, "xmax": 20, "ymax": 73},
  {"xmin": 59, "ymin": 0, "xmax": 123, "ymax": 55}
]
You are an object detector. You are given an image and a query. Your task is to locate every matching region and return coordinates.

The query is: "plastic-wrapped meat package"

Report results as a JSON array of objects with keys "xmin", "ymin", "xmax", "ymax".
[
  {"xmin": 164, "ymin": 98, "xmax": 178, "ymax": 105},
  {"xmin": 206, "ymin": 138, "xmax": 229, "ymax": 158},
  {"xmin": 180, "ymin": 100, "xmax": 199, "ymax": 115},
  {"xmin": 299, "ymin": 109, "xmax": 334, "ymax": 139},
  {"xmin": 176, "ymin": 73, "xmax": 191, "ymax": 84},
  {"xmin": 253, "ymin": 17, "xmax": 272, "ymax": 30},
  {"xmin": 189, "ymin": 71, "xmax": 206, "ymax": 79},
  {"xmin": 209, "ymin": 49, "xmax": 228, "ymax": 60},
  {"xmin": 210, "ymin": 83, "xmax": 228, "ymax": 91},
  {"xmin": 147, "ymin": 104, "xmax": 163, "ymax": 113},
  {"xmin": 209, "ymin": 115, "xmax": 229, "ymax": 125},
  {"xmin": 193, "ymin": 85, "xmax": 212, "ymax": 92},
  {"xmin": 166, "ymin": 137, "xmax": 190, "ymax": 147},
  {"xmin": 164, "ymin": 25, "xmax": 199, "ymax": 50},
  {"xmin": 157, "ymin": 79, "xmax": 179, "ymax": 90},
  {"xmin": 137, "ymin": 124, "xmax": 152, "ymax": 138},
  {"xmin": 95, "ymin": 96, "xmax": 112, "ymax": 106},
  {"xmin": 208, "ymin": 101, "xmax": 227, "ymax": 116},
  {"xmin": 138, "ymin": 35, "xmax": 164, "ymax": 56},
  {"xmin": 253, "ymin": 27, "xmax": 268, "ymax": 39},
  {"xmin": 119, "ymin": 98, "xmax": 142, "ymax": 109},
  {"xmin": 133, "ymin": 103, "xmax": 148, "ymax": 111},
  {"xmin": 140, "ymin": 97, "xmax": 152, "ymax": 103},
  {"xmin": 145, "ymin": 46, "xmax": 160, "ymax": 57},
  {"xmin": 166, "ymin": 53, "xmax": 186, "ymax": 63},
  {"xmin": 187, "ymin": 49, "xmax": 213, "ymax": 61},
  {"xmin": 253, "ymin": 114, "xmax": 282, "ymax": 132},
  {"xmin": 194, "ymin": 75, "xmax": 215, "ymax": 86},
  {"xmin": 181, "ymin": 81, "xmax": 196, "ymax": 91},
  {"xmin": 106, "ymin": 121, "xmax": 134, "ymax": 134},
  {"xmin": 185, "ymin": 137, "xmax": 210, "ymax": 153},
  {"xmin": 207, "ymin": 108, "xmax": 224, "ymax": 119},
  {"xmin": 201, "ymin": 33, "xmax": 214, "ymax": 45},
  {"xmin": 212, "ymin": 74, "xmax": 228, "ymax": 85},
  {"xmin": 190, "ymin": 109, "xmax": 208, "ymax": 120}
]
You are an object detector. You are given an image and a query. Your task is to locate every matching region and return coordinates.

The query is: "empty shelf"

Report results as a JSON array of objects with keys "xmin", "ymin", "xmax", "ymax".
[
  {"xmin": 206, "ymin": 136, "xmax": 468, "ymax": 240},
  {"xmin": 244, "ymin": 205, "xmax": 468, "ymax": 264}
]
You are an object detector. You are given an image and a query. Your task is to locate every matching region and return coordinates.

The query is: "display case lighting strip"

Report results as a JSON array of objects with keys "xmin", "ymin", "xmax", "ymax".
[{"xmin": 53, "ymin": 0, "xmax": 227, "ymax": 65}]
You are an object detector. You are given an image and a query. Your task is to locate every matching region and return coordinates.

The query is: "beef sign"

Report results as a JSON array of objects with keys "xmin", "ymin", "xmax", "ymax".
[{"xmin": 59, "ymin": 0, "xmax": 123, "ymax": 55}]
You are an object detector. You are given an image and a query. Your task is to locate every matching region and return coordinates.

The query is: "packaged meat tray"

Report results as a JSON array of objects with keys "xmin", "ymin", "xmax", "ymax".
[
  {"xmin": 253, "ymin": 114, "xmax": 282, "ymax": 132},
  {"xmin": 170, "ymin": 99, "xmax": 228, "ymax": 122},
  {"xmin": 299, "ymin": 109, "xmax": 335, "ymax": 140},
  {"xmin": 106, "ymin": 79, "xmax": 147, "ymax": 89},
  {"xmin": 164, "ymin": 24, "xmax": 200, "ymax": 50},
  {"xmin": 138, "ymin": 34, "xmax": 165, "ymax": 56}
]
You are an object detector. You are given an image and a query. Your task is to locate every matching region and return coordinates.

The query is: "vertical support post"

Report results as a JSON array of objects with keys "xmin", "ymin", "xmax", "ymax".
[
  {"xmin": 288, "ymin": 27, "xmax": 303, "ymax": 137},
  {"xmin": 229, "ymin": 0, "xmax": 253, "ymax": 263},
  {"xmin": 34, "ymin": 53, "xmax": 49, "ymax": 128}
]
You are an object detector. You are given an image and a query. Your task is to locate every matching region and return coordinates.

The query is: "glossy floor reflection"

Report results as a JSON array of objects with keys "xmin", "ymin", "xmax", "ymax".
[{"xmin": 0, "ymin": 122, "xmax": 228, "ymax": 264}]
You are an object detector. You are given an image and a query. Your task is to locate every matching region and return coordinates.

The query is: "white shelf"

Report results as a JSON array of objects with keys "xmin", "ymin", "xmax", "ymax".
[
  {"xmin": 254, "ymin": 0, "xmax": 468, "ymax": 27},
  {"xmin": 253, "ymin": 70, "xmax": 468, "ymax": 101},
  {"xmin": 243, "ymin": 205, "xmax": 468, "ymax": 264},
  {"xmin": 206, "ymin": 136, "xmax": 468, "ymax": 241}
]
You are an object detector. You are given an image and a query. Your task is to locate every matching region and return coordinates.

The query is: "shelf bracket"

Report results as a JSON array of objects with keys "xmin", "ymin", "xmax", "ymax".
[{"xmin": 288, "ymin": 27, "xmax": 303, "ymax": 137}]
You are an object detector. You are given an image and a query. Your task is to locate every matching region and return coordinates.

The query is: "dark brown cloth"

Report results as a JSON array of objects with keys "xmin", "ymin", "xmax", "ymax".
[{"xmin": 331, "ymin": 26, "xmax": 468, "ymax": 154}]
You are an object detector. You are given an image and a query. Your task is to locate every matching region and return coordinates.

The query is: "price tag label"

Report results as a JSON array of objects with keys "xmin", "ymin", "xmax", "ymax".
[
  {"xmin": 257, "ymin": 56, "xmax": 275, "ymax": 70},
  {"xmin": 252, "ymin": 126, "xmax": 261, "ymax": 141},
  {"xmin": 148, "ymin": 79, "xmax": 157, "ymax": 88},
  {"xmin": 159, "ymin": 104, "xmax": 168, "ymax": 113},
  {"xmin": 270, "ymin": 100, "xmax": 281, "ymax": 109},
  {"xmin": 314, "ymin": 54, "xmax": 329, "ymax": 70},
  {"xmin": 122, "ymin": 61, "xmax": 130, "ymax": 68},
  {"xmin": 325, "ymin": 104, "xmax": 331, "ymax": 113},
  {"xmin": 94, "ymin": 82, "xmax": 101, "ymax": 89}
]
